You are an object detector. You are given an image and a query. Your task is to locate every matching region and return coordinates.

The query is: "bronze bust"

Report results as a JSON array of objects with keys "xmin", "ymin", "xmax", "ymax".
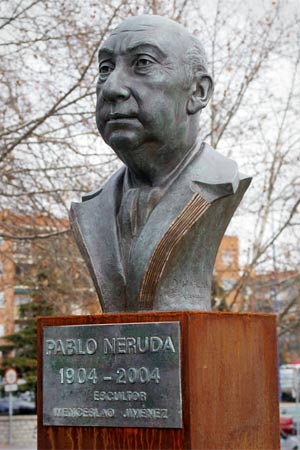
[{"xmin": 70, "ymin": 15, "xmax": 251, "ymax": 312}]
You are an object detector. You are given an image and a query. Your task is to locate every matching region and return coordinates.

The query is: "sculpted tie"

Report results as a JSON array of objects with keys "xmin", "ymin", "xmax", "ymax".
[{"xmin": 117, "ymin": 185, "xmax": 163, "ymax": 274}]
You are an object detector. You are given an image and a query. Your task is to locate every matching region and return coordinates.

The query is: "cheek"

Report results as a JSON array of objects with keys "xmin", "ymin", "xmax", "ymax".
[
  {"xmin": 152, "ymin": 94, "xmax": 186, "ymax": 125},
  {"xmin": 96, "ymin": 82, "xmax": 106, "ymax": 110},
  {"xmin": 95, "ymin": 104, "xmax": 101, "ymax": 127},
  {"xmin": 95, "ymin": 95, "xmax": 105, "ymax": 126},
  {"xmin": 96, "ymin": 90, "xmax": 103, "ymax": 112}
]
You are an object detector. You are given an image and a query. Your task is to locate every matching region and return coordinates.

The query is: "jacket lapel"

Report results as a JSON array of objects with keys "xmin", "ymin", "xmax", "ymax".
[
  {"xmin": 70, "ymin": 142, "xmax": 241, "ymax": 312},
  {"xmin": 69, "ymin": 168, "xmax": 126, "ymax": 312},
  {"xmin": 125, "ymin": 143, "xmax": 240, "ymax": 310}
]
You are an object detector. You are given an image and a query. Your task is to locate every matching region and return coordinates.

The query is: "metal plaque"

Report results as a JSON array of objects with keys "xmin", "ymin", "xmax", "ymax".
[{"xmin": 43, "ymin": 321, "xmax": 182, "ymax": 428}]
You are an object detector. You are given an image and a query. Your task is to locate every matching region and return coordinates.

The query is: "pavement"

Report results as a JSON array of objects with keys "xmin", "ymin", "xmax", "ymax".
[
  {"xmin": 0, "ymin": 445, "xmax": 36, "ymax": 449},
  {"xmin": 0, "ymin": 448, "xmax": 36, "ymax": 450},
  {"xmin": 0, "ymin": 443, "xmax": 37, "ymax": 450}
]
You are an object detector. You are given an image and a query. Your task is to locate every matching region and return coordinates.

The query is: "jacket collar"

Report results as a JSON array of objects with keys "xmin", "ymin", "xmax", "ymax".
[{"xmin": 70, "ymin": 142, "xmax": 240, "ymax": 311}]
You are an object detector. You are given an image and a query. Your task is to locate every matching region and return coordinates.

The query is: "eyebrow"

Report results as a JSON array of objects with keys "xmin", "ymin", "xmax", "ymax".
[
  {"xmin": 98, "ymin": 42, "xmax": 167, "ymax": 62},
  {"xmin": 98, "ymin": 47, "xmax": 114, "ymax": 61},
  {"xmin": 126, "ymin": 43, "xmax": 167, "ymax": 58}
]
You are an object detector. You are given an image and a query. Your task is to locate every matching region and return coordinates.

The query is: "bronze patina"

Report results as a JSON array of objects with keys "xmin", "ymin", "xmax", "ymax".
[{"xmin": 70, "ymin": 15, "xmax": 251, "ymax": 312}]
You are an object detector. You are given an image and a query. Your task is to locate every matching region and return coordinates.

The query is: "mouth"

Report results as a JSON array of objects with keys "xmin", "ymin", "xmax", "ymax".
[{"xmin": 106, "ymin": 113, "xmax": 138, "ymax": 122}]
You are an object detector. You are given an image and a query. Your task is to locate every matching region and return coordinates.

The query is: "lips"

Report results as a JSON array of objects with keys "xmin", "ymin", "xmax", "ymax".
[{"xmin": 107, "ymin": 112, "xmax": 137, "ymax": 121}]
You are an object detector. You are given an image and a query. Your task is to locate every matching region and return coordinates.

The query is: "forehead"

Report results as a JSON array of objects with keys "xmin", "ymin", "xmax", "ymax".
[{"xmin": 99, "ymin": 22, "xmax": 187, "ymax": 59}]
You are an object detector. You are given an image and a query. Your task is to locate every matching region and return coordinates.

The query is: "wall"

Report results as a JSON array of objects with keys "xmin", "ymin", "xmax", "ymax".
[{"xmin": 0, "ymin": 415, "xmax": 37, "ymax": 447}]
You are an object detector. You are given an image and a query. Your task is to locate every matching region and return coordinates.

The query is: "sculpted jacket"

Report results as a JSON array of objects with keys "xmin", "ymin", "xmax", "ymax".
[{"xmin": 69, "ymin": 142, "xmax": 251, "ymax": 312}]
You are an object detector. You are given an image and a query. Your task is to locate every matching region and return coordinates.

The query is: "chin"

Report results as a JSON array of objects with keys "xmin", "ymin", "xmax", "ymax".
[{"xmin": 108, "ymin": 131, "xmax": 143, "ymax": 154}]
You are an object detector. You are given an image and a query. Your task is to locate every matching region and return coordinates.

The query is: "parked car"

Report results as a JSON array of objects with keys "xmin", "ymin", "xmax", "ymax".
[
  {"xmin": 281, "ymin": 415, "xmax": 296, "ymax": 435},
  {"xmin": 281, "ymin": 404, "xmax": 300, "ymax": 435},
  {"xmin": 0, "ymin": 396, "xmax": 36, "ymax": 415},
  {"xmin": 281, "ymin": 365, "xmax": 296, "ymax": 400},
  {"xmin": 280, "ymin": 431, "xmax": 299, "ymax": 450},
  {"xmin": 280, "ymin": 364, "xmax": 300, "ymax": 401}
]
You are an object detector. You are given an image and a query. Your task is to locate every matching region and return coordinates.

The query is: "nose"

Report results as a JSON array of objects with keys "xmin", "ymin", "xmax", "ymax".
[{"xmin": 102, "ymin": 68, "xmax": 130, "ymax": 103}]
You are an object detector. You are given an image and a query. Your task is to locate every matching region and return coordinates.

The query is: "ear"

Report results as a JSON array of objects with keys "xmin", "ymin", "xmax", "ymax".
[{"xmin": 187, "ymin": 73, "xmax": 214, "ymax": 115}]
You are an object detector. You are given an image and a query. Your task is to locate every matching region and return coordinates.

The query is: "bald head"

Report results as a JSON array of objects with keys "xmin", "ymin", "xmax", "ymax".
[
  {"xmin": 96, "ymin": 14, "xmax": 214, "ymax": 184},
  {"xmin": 107, "ymin": 15, "xmax": 209, "ymax": 80}
]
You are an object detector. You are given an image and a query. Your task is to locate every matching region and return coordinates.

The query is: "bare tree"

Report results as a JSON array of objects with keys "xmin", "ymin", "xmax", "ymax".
[
  {"xmin": 1, "ymin": 0, "xmax": 300, "ymax": 345},
  {"xmin": 0, "ymin": 0, "xmax": 192, "ymax": 320},
  {"xmin": 188, "ymin": 0, "xmax": 300, "ymax": 343}
]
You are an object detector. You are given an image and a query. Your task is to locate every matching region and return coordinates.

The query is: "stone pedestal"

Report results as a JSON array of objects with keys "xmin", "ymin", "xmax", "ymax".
[{"xmin": 37, "ymin": 311, "xmax": 279, "ymax": 449}]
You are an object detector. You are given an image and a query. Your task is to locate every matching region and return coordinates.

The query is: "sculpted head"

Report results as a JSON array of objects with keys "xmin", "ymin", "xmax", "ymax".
[{"xmin": 96, "ymin": 15, "xmax": 214, "ymax": 183}]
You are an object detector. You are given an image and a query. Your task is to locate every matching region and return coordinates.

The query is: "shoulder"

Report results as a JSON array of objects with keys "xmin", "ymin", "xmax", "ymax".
[
  {"xmin": 198, "ymin": 143, "xmax": 239, "ymax": 184},
  {"xmin": 194, "ymin": 142, "xmax": 251, "ymax": 184},
  {"xmin": 71, "ymin": 166, "xmax": 126, "ymax": 207},
  {"xmin": 188, "ymin": 142, "xmax": 252, "ymax": 202},
  {"xmin": 69, "ymin": 165, "xmax": 126, "ymax": 224}
]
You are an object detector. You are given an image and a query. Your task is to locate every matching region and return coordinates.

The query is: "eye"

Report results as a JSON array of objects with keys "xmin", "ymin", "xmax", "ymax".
[
  {"xmin": 98, "ymin": 61, "xmax": 114, "ymax": 80},
  {"xmin": 136, "ymin": 58, "xmax": 151, "ymax": 66},
  {"xmin": 134, "ymin": 55, "xmax": 156, "ymax": 69}
]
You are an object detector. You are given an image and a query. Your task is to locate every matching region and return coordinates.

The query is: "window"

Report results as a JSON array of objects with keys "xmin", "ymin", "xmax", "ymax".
[
  {"xmin": 221, "ymin": 251, "xmax": 235, "ymax": 266},
  {"xmin": 221, "ymin": 278, "xmax": 236, "ymax": 291},
  {"xmin": 13, "ymin": 240, "xmax": 32, "ymax": 262},
  {"xmin": 15, "ymin": 293, "xmax": 30, "ymax": 306},
  {"xmin": 0, "ymin": 324, "xmax": 4, "ymax": 337}
]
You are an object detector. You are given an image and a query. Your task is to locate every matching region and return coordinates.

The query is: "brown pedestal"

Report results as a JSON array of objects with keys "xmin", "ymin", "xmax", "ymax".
[{"xmin": 37, "ymin": 311, "xmax": 280, "ymax": 450}]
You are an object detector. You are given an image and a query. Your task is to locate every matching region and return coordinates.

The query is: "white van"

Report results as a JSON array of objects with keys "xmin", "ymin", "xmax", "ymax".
[{"xmin": 280, "ymin": 365, "xmax": 300, "ymax": 400}]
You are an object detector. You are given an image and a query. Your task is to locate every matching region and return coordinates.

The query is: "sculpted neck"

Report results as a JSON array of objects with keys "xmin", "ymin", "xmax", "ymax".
[{"xmin": 116, "ymin": 133, "xmax": 199, "ymax": 187}]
